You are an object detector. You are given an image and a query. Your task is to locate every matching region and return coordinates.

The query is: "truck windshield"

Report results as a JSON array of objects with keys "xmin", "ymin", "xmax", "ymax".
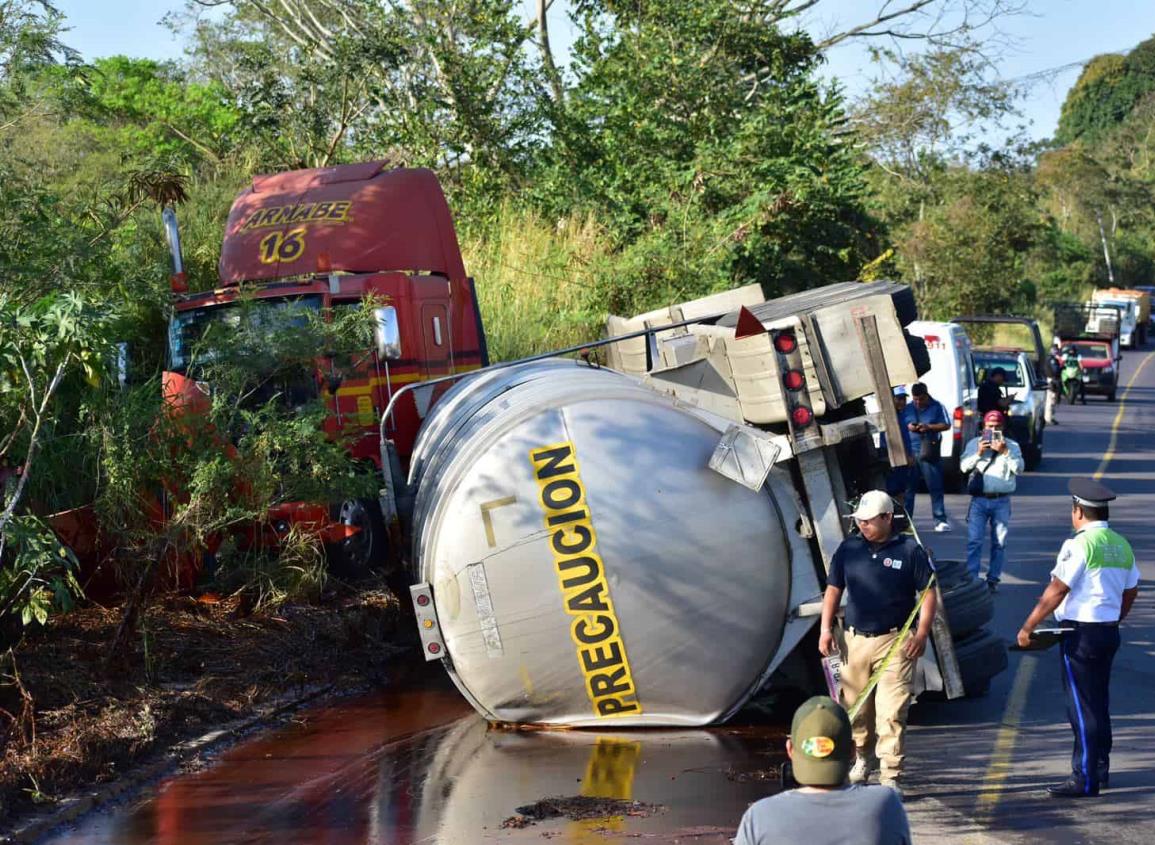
[
  {"xmin": 1097, "ymin": 300, "xmax": 1133, "ymax": 316},
  {"xmin": 168, "ymin": 295, "xmax": 323, "ymax": 373}
]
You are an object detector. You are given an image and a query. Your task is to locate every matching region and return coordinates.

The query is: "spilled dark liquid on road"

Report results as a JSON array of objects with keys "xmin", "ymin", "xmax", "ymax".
[{"xmin": 41, "ymin": 666, "xmax": 788, "ymax": 844}]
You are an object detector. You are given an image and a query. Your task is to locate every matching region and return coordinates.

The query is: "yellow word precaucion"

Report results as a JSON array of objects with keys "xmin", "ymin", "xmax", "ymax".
[{"xmin": 530, "ymin": 441, "xmax": 641, "ymax": 718}]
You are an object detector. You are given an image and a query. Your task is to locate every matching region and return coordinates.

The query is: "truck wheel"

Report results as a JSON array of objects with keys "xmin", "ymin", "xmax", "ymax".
[
  {"xmin": 932, "ymin": 558, "xmax": 969, "ymax": 590},
  {"xmin": 940, "ymin": 577, "xmax": 994, "ymax": 639},
  {"xmin": 953, "ymin": 628, "xmax": 1009, "ymax": 697},
  {"xmin": 333, "ymin": 498, "xmax": 388, "ymax": 576},
  {"xmin": 1107, "ymin": 391, "xmax": 1117, "ymax": 402}
]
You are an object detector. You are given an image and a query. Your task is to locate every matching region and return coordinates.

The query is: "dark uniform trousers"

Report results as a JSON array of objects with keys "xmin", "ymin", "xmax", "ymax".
[{"xmin": 1060, "ymin": 623, "xmax": 1120, "ymax": 792}]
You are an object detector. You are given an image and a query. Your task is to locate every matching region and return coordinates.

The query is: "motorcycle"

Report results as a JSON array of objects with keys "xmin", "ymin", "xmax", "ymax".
[{"xmin": 1062, "ymin": 358, "xmax": 1085, "ymax": 405}]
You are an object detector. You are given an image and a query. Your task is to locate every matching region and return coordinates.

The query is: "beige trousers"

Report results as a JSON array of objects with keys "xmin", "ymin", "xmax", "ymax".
[{"xmin": 840, "ymin": 629, "xmax": 916, "ymax": 782}]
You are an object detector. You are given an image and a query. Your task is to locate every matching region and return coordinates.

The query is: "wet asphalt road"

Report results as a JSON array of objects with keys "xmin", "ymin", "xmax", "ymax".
[{"xmin": 35, "ymin": 345, "xmax": 1155, "ymax": 845}]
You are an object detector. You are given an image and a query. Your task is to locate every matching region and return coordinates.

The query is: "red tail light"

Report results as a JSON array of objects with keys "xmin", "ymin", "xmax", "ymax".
[
  {"xmin": 784, "ymin": 370, "xmax": 805, "ymax": 391},
  {"xmin": 774, "ymin": 332, "xmax": 798, "ymax": 354},
  {"xmin": 953, "ymin": 406, "xmax": 964, "ymax": 439},
  {"xmin": 791, "ymin": 407, "xmax": 814, "ymax": 427}
]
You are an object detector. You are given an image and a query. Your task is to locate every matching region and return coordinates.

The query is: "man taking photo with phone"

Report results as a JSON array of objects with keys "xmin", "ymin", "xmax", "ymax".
[{"xmin": 959, "ymin": 410, "xmax": 1024, "ymax": 593}]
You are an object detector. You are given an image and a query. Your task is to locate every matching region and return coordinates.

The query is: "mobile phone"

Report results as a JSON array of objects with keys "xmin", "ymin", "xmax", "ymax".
[
  {"xmin": 981, "ymin": 429, "xmax": 992, "ymax": 444},
  {"xmin": 992, "ymin": 430, "xmax": 1004, "ymax": 445}
]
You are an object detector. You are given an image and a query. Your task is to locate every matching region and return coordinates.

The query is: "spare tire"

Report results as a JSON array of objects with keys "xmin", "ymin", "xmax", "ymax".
[
  {"xmin": 932, "ymin": 558, "xmax": 969, "ymax": 590},
  {"xmin": 940, "ymin": 577, "xmax": 993, "ymax": 638},
  {"xmin": 953, "ymin": 628, "xmax": 1009, "ymax": 697}
]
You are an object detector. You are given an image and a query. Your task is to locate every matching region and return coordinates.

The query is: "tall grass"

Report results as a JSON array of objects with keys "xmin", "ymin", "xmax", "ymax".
[{"xmin": 460, "ymin": 205, "xmax": 614, "ymax": 362}]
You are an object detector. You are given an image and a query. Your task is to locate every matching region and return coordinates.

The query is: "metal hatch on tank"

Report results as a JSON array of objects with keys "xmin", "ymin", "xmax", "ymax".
[{"xmin": 409, "ymin": 363, "xmax": 816, "ymax": 727}]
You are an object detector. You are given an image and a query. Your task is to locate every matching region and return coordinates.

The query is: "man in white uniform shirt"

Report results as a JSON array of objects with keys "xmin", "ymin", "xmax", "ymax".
[{"xmin": 1017, "ymin": 478, "xmax": 1140, "ymax": 798}]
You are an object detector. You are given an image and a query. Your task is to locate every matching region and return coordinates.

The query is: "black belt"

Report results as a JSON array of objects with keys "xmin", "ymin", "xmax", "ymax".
[
  {"xmin": 848, "ymin": 627, "xmax": 899, "ymax": 638},
  {"xmin": 1069, "ymin": 621, "xmax": 1119, "ymax": 628},
  {"xmin": 973, "ymin": 492, "xmax": 1008, "ymax": 499}
]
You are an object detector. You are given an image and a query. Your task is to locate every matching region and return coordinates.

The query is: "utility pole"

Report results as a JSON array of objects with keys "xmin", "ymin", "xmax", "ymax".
[{"xmin": 1096, "ymin": 210, "xmax": 1116, "ymax": 285}]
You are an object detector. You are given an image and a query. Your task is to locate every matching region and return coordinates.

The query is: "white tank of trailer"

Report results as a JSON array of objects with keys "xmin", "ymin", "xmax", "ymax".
[{"xmin": 409, "ymin": 360, "xmax": 818, "ymax": 727}]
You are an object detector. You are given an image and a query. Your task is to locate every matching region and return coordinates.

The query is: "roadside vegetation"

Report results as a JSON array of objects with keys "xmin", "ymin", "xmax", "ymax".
[{"xmin": 3, "ymin": 0, "xmax": 1155, "ymax": 826}]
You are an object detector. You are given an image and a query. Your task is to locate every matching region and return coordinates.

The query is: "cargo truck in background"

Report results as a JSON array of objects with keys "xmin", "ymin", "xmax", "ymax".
[
  {"xmin": 1091, "ymin": 288, "xmax": 1149, "ymax": 346},
  {"xmin": 1051, "ymin": 301, "xmax": 1124, "ymax": 362},
  {"xmin": 385, "ymin": 280, "xmax": 1007, "ymax": 727}
]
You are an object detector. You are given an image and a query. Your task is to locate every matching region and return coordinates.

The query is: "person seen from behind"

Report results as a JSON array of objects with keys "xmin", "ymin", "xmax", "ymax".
[
  {"xmin": 732, "ymin": 696, "xmax": 911, "ymax": 845},
  {"xmin": 977, "ymin": 366, "xmax": 1011, "ymax": 416},
  {"xmin": 959, "ymin": 410, "xmax": 1024, "ymax": 593}
]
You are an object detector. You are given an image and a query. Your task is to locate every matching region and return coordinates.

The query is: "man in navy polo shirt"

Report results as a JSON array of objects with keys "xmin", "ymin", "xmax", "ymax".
[{"xmin": 819, "ymin": 491, "xmax": 937, "ymax": 795}]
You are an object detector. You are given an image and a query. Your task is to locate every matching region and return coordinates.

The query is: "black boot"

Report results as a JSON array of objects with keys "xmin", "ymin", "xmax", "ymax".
[
  {"xmin": 1099, "ymin": 763, "xmax": 1110, "ymax": 789},
  {"xmin": 1047, "ymin": 777, "xmax": 1099, "ymax": 798}
]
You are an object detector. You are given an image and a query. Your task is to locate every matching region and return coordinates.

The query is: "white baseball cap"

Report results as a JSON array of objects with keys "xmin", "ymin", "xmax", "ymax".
[{"xmin": 851, "ymin": 490, "xmax": 894, "ymax": 520}]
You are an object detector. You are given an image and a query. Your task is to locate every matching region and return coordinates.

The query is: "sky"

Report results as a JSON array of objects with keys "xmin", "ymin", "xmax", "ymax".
[{"xmin": 52, "ymin": 0, "xmax": 1155, "ymax": 143}]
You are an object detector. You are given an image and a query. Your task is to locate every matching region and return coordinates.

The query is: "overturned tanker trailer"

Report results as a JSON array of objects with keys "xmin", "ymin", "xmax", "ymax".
[{"xmin": 378, "ymin": 282, "xmax": 995, "ymax": 727}]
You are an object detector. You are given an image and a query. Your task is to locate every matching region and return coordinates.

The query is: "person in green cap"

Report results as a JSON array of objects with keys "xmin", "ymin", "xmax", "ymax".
[{"xmin": 733, "ymin": 696, "xmax": 911, "ymax": 845}]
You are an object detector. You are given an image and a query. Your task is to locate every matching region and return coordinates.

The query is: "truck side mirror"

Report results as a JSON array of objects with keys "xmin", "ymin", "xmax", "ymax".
[{"xmin": 374, "ymin": 306, "xmax": 401, "ymax": 360}]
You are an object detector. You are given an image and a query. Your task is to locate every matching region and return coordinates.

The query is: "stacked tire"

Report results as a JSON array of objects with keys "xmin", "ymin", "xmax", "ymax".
[{"xmin": 933, "ymin": 558, "xmax": 1008, "ymax": 696}]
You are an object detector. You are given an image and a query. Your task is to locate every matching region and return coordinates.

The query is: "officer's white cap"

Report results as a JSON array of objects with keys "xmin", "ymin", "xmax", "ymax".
[{"xmin": 852, "ymin": 490, "xmax": 894, "ymax": 520}]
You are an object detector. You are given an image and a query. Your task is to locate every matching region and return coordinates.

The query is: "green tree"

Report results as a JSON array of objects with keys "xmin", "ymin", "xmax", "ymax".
[
  {"xmin": 532, "ymin": 0, "xmax": 875, "ymax": 314},
  {"xmin": 1055, "ymin": 37, "xmax": 1155, "ymax": 146},
  {"xmin": 174, "ymin": 0, "xmax": 543, "ymax": 206},
  {"xmin": 854, "ymin": 42, "xmax": 1045, "ymax": 314},
  {"xmin": 0, "ymin": 293, "xmax": 111, "ymax": 632},
  {"xmin": 47, "ymin": 56, "xmax": 242, "ymax": 165},
  {"xmin": 897, "ymin": 165, "xmax": 1040, "ymax": 317}
]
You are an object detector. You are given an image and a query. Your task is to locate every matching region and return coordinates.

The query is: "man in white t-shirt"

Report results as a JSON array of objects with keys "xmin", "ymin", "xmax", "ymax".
[{"xmin": 1017, "ymin": 478, "xmax": 1140, "ymax": 798}]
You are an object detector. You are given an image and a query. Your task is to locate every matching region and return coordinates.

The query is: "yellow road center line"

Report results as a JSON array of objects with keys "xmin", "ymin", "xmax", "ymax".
[
  {"xmin": 1094, "ymin": 349, "xmax": 1155, "ymax": 480},
  {"xmin": 976, "ymin": 658, "xmax": 1035, "ymax": 815},
  {"xmin": 976, "ymin": 347, "xmax": 1155, "ymax": 820}
]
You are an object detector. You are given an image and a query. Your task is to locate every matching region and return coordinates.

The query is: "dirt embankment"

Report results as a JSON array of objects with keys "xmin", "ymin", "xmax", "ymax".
[{"xmin": 0, "ymin": 586, "xmax": 408, "ymax": 827}]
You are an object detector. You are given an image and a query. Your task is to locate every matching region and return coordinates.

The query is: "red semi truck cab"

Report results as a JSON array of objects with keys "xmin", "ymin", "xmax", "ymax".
[{"xmin": 163, "ymin": 161, "xmax": 488, "ymax": 567}]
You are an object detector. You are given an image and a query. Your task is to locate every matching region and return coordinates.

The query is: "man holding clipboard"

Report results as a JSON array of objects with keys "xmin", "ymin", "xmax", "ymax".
[{"xmin": 1017, "ymin": 479, "xmax": 1141, "ymax": 798}]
